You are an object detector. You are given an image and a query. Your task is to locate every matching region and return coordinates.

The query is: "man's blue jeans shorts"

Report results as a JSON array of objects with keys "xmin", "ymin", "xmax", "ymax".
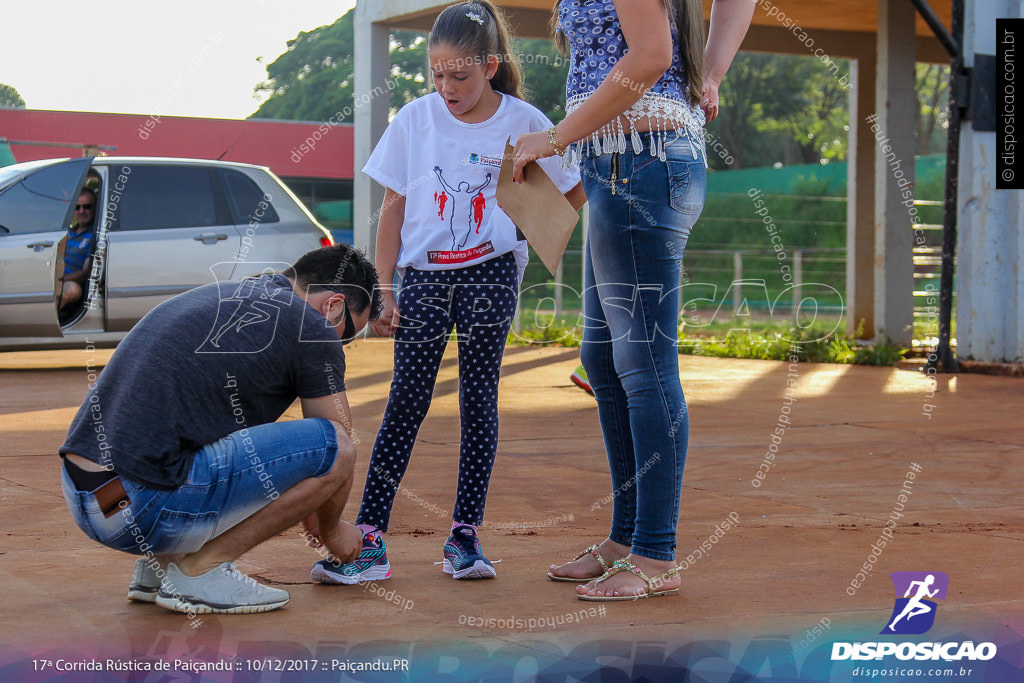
[{"xmin": 61, "ymin": 418, "xmax": 338, "ymax": 556}]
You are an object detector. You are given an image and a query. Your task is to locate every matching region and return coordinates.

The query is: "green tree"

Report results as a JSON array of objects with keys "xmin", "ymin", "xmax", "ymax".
[
  {"xmin": 711, "ymin": 53, "xmax": 949, "ymax": 170},
  {"xmin": 708, "ymin": 53, "xmax": 804, "ymax": 169},
  {"xmin": 709, "ymin": 53, "xmax": 850, "ymax": 170},
  {"xmin": 388, "ymin": 31, "xmax": 430, "ymax": 113},
  {"xmin": 916, "ymin": 63, "xmax": 950, "ymax": 154},
  {"xmin": 0, "ymin": 83, "xmax": 26, "ymax": 109},
  {"xmin": 759, "ymin": 57, "xmax": 850, "ymax": 165},
  {"xmin": 251, "ymin": 13, "xmax": 356, "ymax": 121},
  {"xmin": 251, "ymin": 11, "xmax": 430, "ymax": 121},
  {"xmin": 515, "ymin": 38, "xmax": 571, "ymax": 122},
  {"xmin": 251, "ymin": 10, "xmax": 570, "ymax": 123}
]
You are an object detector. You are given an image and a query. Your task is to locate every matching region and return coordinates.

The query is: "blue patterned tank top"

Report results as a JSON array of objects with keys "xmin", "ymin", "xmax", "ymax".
[{"xmin": 558, "ymin": 0, "xmax": 706, "ymax": 164}]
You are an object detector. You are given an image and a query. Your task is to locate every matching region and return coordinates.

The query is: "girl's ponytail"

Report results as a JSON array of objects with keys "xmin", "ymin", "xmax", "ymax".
[
  {"xmin": 430, "ymin": 1, "xmax": 524, "ymax": 100},
  {"xmin": 475, "ymin": 1, "xmax": 523, "ymax": 100}
]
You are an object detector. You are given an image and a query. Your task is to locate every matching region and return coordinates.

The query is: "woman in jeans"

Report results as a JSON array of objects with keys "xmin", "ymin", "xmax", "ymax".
[{"xmin": 513, "ymin": 0, "xmax": 752, "ymax": 600}]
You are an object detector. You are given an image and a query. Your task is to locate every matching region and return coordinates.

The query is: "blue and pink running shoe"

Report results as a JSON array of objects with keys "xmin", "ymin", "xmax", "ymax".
[
  {"xmin": 311, "ymin": 532, "xmax": 391, "ymax": 584},
  {"xmin": 443, "ymin": 525, "xmax": 496, "ymax": 580}
]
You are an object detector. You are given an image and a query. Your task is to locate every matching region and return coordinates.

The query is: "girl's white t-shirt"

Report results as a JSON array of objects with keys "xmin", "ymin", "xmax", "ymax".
[{"xmin": 362, "ymin": 91, "xmax": 581, "ymax": 280}]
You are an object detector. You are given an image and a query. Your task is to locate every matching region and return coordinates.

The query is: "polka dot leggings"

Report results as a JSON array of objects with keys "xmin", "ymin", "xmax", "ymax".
[{"xmin": 356, "ymin": 252, "xmax": 518, "ymax": 531}]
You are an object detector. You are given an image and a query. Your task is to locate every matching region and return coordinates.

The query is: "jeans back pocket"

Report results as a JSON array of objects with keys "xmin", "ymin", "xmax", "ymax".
[{"xmin": 666, "ymin": 158, "xmax": 707, "ymax": 216}]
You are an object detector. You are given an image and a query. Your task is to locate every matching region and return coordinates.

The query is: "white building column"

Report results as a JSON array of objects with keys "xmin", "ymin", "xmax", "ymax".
[
  {"xmin": 957, "ymin": 0, "xmax": 1024, "ymax": 362},
  {"xmin": 354, "ymin": 1, "xmax": 392, "ymax": 262},
  {"xmin": 873, "ymin": 0, "xmax": 918, "ymax": 345},
  {"xmin": 846, "ymin": 53, "xmax": 877, "ymax": 338}
]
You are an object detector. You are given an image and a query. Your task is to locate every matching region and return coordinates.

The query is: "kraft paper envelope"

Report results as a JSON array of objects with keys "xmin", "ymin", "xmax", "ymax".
[{"xmin": 496, "ymin": 139, "xmax": 579, "ymax": 276}]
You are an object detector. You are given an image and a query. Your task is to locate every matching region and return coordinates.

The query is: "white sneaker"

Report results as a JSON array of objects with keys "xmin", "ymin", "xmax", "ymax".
[
  {"xmin": 127, "ymin": 558, "xmax": 161, "ymax": 603},
  {"xmin": 156, "ymin": 562, "xmax": 290, "ymax": 615}
]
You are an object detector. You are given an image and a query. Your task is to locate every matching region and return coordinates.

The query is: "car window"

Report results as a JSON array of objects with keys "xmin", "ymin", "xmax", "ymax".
[
  {"xmin": 0, "ymin": 166, "xmax": 30, "ymax": 188},
  {"xmin": 117, "ymin": 165, "xmax": 229, "ymax": 230},
  {"xmin": 221, "ymin": 170, "xmax": 280, "ymax": 224},
  {"xmin": 0, "ymin": 162, "xmax": 84, "ymax": 235}
]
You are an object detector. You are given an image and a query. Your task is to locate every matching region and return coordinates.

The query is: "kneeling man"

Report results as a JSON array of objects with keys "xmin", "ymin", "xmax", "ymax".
[{"xmin": 59, "ymin": 244, "xmax": 380, "ymax": 615}]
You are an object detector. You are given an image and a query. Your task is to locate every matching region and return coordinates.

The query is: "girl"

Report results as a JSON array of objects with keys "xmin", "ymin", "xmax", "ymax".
[
  {"xmin": 312, "ymin": 0, "xmax": 584, "ymax": 584},
  {"xmin": 512, "ymin": 0, "xmax": 752, "ymax": 600}
]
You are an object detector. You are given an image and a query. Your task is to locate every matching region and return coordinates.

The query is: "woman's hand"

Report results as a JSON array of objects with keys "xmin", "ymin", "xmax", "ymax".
[
  {"xmin": 512, "ymin": 131, "xmax": 557, "ymax": 183},
  {"xmin": 701, "ymin": 76, "xmax": 721, "ymax": 123},
  {"xmin": 371, "ymin": 291, "xmax": 400, "ymax": 338}
]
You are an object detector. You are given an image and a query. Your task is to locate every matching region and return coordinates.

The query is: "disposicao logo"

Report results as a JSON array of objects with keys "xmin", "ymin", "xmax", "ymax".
[
  {"xmin": 881, "ymin": 571, "xmax": 948, "ymax": 635},
  {"xmin": 831, "ymin": 571, "xmax": 998, "ymax": 663}
]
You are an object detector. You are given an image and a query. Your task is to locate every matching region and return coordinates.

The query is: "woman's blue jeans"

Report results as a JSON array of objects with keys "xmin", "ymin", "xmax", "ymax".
[{"xmin": 580, "ymin": 132, "xmax": 706, "ymax": 561}]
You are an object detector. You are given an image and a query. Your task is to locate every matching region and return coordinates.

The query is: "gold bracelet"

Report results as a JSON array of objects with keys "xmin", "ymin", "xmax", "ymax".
[{"xmin": 547, "ymin": 127, "xmax": 567, "ymax": 157}]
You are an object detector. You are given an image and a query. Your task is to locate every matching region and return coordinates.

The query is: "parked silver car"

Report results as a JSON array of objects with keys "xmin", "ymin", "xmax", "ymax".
[{"xmin": 0, "ymin": 157, "xmax": 335, "ymax": 350}]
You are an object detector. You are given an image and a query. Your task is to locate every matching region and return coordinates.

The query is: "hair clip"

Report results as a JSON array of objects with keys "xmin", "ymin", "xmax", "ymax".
[{"xmin": 466, "ymin": 10, "xmax": 485, "ymax": 25}]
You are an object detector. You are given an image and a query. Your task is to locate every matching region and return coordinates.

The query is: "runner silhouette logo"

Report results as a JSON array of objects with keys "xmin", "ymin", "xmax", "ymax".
[{"xmin": 881, "ymin": 571, "xmax": 949, "ymax": 635}]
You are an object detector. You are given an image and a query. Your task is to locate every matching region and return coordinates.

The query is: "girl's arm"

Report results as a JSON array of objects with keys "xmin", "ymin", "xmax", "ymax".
[
  {"xmin": 513, "ymin": 0, "xmax": 673, "ymax": 181},
  {"xmin": 564, "ymin": 182, "xmax": 587, "ymax": 212},
  {"xmin": 372, "ymin": 188, "xmax": 405, "ymax": 338},
  {"xmin": 701, "ymin": 0, "xmax": 754, "ymax": 122}
]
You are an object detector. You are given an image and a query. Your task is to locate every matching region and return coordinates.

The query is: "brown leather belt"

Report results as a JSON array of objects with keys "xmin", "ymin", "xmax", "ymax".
[{"xmin": 94, "ymin": 477, "xmax": 130, "ymax": 517}]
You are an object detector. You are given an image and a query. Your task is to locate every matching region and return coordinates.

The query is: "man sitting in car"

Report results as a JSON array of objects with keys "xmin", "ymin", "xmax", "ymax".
[
  {"xmin": 59, "ymin": 244, "xmax": 380, "ymax": 615},
  {"xmin": 59, "ymin": 188, "xmax": 96, "ymax": 309}
]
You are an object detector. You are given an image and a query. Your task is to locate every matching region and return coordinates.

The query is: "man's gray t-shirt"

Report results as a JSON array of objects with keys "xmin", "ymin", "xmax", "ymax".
[{"xmin": 60, "ymin": 274, "xmax": 346, "ymax": 490}]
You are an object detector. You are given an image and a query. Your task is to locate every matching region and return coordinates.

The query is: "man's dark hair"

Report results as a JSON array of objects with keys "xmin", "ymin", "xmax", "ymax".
[{"xmin": 285, "ymin": 244, "xmax": 382, "ymax": 320}]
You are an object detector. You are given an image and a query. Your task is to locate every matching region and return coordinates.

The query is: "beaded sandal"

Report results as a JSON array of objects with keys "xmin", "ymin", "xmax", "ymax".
[
  {"xmin": 547, "ymin": 543, "xmax": 613, "ymax": 582},
  {"xmin": 577, "ymin": 558, "xmax": 681, "ymax": 601}
]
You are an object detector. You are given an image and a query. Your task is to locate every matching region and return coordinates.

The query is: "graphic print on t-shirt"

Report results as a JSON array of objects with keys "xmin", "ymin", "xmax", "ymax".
[
  {"xmin": 434, "ymin": 190, "xmax": 448, "ymax": 218},
  {"xmin": 471, "ymin": 192, "xmax": 486, "ymax": 234},
  {"xmin": 432, "ymin": 165, "xmax": 492, "ymax": 251}
]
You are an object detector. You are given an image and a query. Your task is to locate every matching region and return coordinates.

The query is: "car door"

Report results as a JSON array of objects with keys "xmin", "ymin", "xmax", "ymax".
[
  {"xmin": 104, "ymin": 164, "xmax": 242, "ymax": 331},
  {"xmin": 0, "ymin": 158, "xmax": 91, "ymax": 336}
]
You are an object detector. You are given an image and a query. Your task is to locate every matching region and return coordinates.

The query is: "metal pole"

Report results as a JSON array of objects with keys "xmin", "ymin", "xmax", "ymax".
[
  {"xmin": 0, "ymin": 137, "xmax": 117, "ymax": 152},
  {"xmin": 925, "ymin": 0, "xmax": 963, "ymax": 373},
  {"xmin": 908, "ymin": 0, "xmax": 959, "ymax": 58},
  {"xmin": 733, "ymin": 252, "xmax": 743, "ymax": 317},
  {"xmin": 554, "ymin": 258, "xmax": 564, "ymax": 323},
  {"xmin": 793, "ymin": 249, "xmax": 803, "ymax": 322}
]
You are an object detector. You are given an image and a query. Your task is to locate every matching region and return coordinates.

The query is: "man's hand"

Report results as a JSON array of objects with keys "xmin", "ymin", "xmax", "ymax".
[
  {"xmin": 321, "ymin": 520, "xmax": 363, "ymax": 565},
  {"xmin": 302, "ymin": 516, "xmax": 361, "ymax": 565}
]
